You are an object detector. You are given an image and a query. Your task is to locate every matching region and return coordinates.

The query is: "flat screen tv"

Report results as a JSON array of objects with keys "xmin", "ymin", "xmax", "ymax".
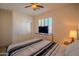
[{"xmin": 39, "ymin": 26, "xmax": 48, "ymax": 33}]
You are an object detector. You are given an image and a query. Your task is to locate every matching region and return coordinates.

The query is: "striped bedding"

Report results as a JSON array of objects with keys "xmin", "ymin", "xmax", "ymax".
[{"xmin": 7, "ymin": 39, "xmax": 58, "ymax": 56}]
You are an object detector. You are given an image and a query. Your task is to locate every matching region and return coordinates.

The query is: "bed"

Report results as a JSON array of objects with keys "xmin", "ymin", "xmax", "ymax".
[
  {"xmin": 64, "ymin": 26, "xmax": 79, "ymax": 56},
  {"xmin": 7, "ymin": 27, "xmax": 79, "ymax": 56},
  {"xmin": 7, "ymin": 39, "xmax": 58, "ymax": 56}
]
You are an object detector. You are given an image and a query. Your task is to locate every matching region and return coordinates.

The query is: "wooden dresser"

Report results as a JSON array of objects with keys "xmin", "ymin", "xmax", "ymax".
[{"xmin": 34, "ymin": 33, "xmax": 53, "ymax": 41}]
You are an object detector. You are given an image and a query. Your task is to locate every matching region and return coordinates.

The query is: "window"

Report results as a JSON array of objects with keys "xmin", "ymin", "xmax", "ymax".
[{"xmin": 38, "ymin": 17, "xmax": 53, "ymax": 34}]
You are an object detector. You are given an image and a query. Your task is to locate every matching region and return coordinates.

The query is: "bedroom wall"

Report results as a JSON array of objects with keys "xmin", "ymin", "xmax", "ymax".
[
  {"xmin": 77, "ymin": 4, "xmax": 79, "ymax": 40},
  {"xmin": 12, "ymin": 11, "xmax": 33, "ymax": 43},
  {"xmin": 78, "ymin": 4, "xmax": 79, "ymax": 24},
  {"xmin": 0, "ymin": 9, "xmax": 12, "ymax": 47},
  {"xmin": 33, "ymin": 5, "xmax": 78, "ymax": 44}
]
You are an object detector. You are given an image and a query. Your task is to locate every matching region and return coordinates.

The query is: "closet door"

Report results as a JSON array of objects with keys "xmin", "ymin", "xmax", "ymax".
[{"xmin": 0, "ymin": 9, "xmax": 12, "ymax": 47}]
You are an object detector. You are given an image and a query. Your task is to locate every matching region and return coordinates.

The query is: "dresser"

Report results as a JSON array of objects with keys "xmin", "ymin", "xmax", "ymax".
[{"xmin": 34, "ymin": 33, "xmax": 53, "ymax": 41}]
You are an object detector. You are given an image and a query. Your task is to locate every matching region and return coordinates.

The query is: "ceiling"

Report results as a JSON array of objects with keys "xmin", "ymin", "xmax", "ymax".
[{"xmin": 0, "ymin": 3, "xmax": 75, "ymax": 16}]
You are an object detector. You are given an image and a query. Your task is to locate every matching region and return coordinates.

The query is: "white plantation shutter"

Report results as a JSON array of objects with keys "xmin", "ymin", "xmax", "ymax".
[{"xmin": 38, "ymin": 17, "xmax": 53, "ymax": 34}]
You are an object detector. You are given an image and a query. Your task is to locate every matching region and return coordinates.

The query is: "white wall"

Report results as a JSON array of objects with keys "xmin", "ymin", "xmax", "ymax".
[
  {"xmin": 0, "ymin": 4, "xmax": 78, "ymax": 46},
  {"xmin": 77, "ymin": 4, "xmax": 79, "ymax": 36},
  {"xmin": 34, "ymin": 6, "xmax": 78, "ymax": 44},
  {"xmin": 12, "ymin": 11, "xmax": 33, "ymax": 43},
  {"xmin": 78, "ymin": 4, "xmax": 79, "ymax": 23},
  {"xmin": 0, "ymin": 9, "xmax": 33, "ymax": 45}
]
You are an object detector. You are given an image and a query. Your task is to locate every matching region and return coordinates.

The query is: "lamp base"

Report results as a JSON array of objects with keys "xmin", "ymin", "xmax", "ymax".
[{"xmin": 71, "ymin": 38, "xmax": 75, "ymax": 43}]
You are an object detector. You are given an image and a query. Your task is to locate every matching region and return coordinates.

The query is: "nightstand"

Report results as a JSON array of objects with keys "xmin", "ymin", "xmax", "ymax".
[
  {"xmin": 64, "ymin": 39, "xmax": 74, "ymax": 45},
  {"xmin": 0, "ymin": 47, "xmax": 8, "ymax": 56},
  {"xmin": 64, "ymin": 41, "xmax": 71, "ymax": 45}
]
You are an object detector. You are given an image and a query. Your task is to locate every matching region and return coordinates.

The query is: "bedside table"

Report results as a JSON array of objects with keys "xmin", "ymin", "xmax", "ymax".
[
  {"xmin": 0, "ymin": 47, "xmax": 8, "ymax": 56},
  {"xmin": 64, "ymin": 39, "xmax": 74, "ymax": 45},
  {"xmin": 64, "ymin": 41, "xmax": 71, "ymax": 45}
]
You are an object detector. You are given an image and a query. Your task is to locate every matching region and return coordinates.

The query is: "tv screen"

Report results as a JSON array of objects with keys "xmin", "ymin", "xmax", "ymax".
[{"xmin": 39, "ymin": 26, "xmax": 48, "ymax": 33}]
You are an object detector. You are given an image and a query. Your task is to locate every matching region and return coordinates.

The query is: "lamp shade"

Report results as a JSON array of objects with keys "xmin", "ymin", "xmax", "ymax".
[
  {"xmin": 69, "ymin": 30, "xmax": 77, "ymax": 39},
  {"xmin": 32, "ymin": 4, "xmax": 37, "ymax": 9}
]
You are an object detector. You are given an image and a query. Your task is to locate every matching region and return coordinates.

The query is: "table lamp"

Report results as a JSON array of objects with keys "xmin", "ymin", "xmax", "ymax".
[{"xmin": 69, "ymin": 30, "xmax": 77, "ymax": 43}]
